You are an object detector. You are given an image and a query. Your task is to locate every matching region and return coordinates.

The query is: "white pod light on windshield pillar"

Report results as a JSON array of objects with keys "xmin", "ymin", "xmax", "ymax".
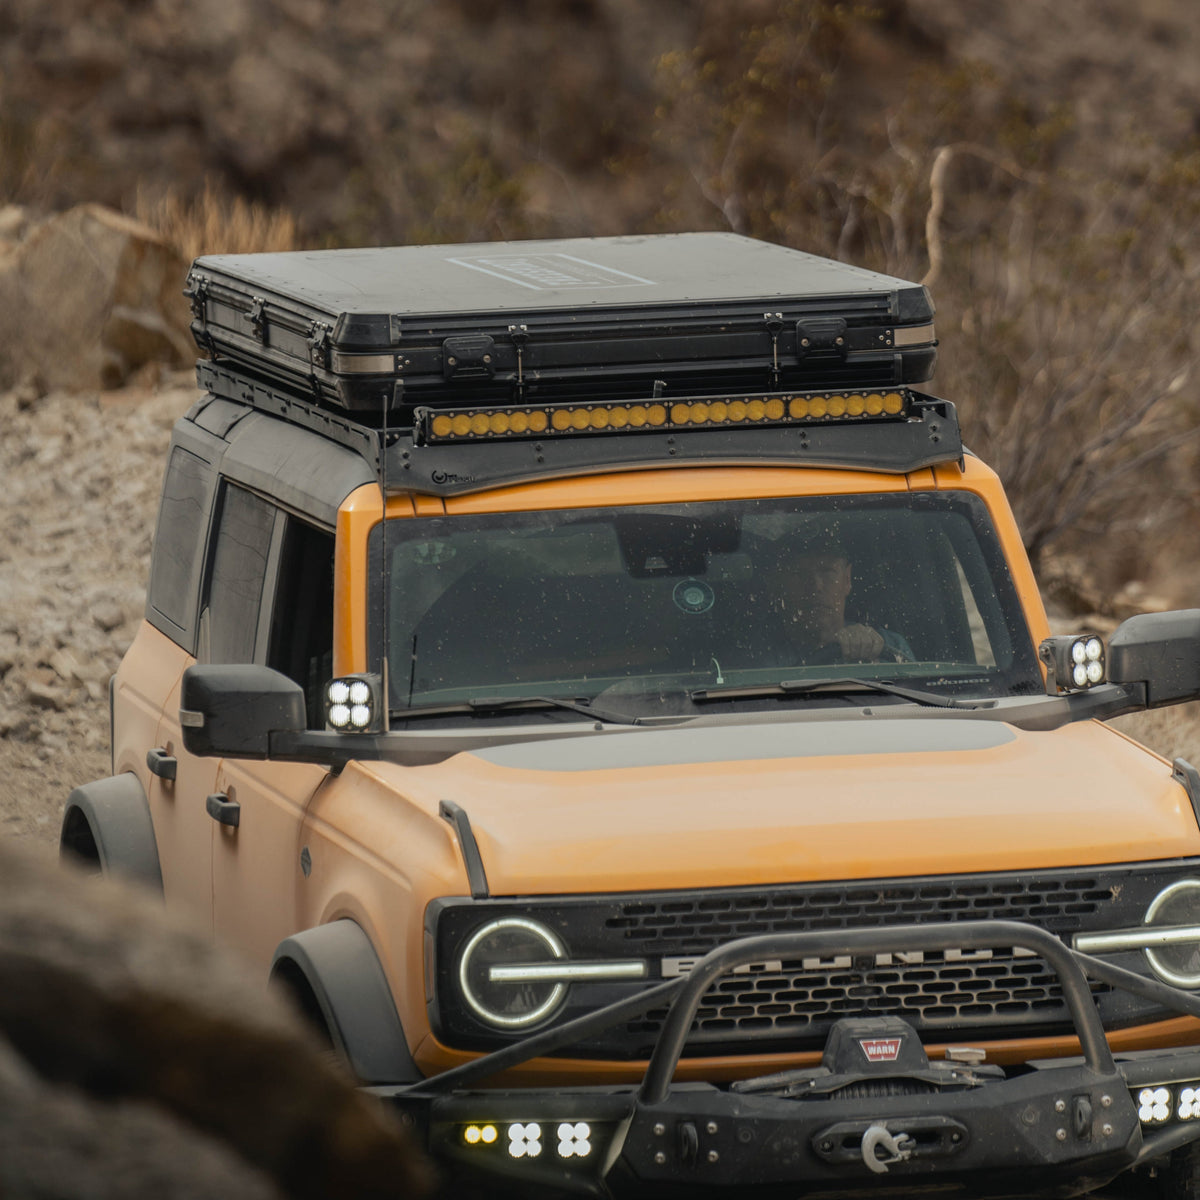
[
  {"xmin": 1039, "ymin": 635, "xmax": 1105, "ymax": 695},
  {"xmin": 325, "ymin": 673, "xmax": 384, "ymax": 732}
]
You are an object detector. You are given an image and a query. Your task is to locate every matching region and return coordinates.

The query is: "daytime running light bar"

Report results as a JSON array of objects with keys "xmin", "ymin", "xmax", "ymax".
[
  {"xmin": 419, "ymin": 389, "xmax": 909, "ymax": 444},
  {"xmin": 488, "ymin": 960, "xmax": 648, "ymax": 984}
]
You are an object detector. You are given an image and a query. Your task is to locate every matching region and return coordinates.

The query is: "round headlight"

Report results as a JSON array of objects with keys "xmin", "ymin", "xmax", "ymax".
[
  {"xmin": 1144, "ymin": 880, "xmax": 1200, "ymax": 988},
  {"xmin": 459, "ymin": 917, "xmax": 567, "ymax": 1029}
]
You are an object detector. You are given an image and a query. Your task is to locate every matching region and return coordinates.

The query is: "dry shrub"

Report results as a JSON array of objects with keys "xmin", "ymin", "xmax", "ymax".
[
  {"xmin": 929, "ymin": 143, "xmax": 1200, "ymax": 584},
  {"xmin": 650, "ymin": 2, "xmax": 1200, "ymax": 595},
  {"xmin": 134, "ymin": 181, "xmax": 298, "ymax": 262}
]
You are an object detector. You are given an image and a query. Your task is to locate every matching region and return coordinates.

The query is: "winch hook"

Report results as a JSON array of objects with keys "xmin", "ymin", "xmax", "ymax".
[{"xmin": 860, "ymin": 1123, "xmax": 915, "ymax": 1174}]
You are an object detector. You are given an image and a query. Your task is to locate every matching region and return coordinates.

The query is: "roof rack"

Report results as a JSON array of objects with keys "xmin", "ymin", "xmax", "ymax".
[{"xmin": 197, "ymin": 360, "xmax": 963, "ymax": 498}]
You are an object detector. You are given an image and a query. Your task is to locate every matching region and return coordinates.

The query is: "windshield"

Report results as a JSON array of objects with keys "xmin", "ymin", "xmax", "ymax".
[{"xmin": 367, "ymin": 492, "xmax": 1042, "ymax": 716}]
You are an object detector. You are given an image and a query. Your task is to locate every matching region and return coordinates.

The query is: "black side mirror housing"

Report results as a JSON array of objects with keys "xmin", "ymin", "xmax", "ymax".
[
  {"xmin": 1107, "ymin": 609, "xmax": 1200, "ymax": 709},
  {"xmin": 180, "ymin": 664, "xmax": 307, "ymax": 758}
]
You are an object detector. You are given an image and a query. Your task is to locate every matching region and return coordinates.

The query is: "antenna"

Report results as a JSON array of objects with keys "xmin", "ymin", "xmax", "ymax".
[{"xmin": 379, "ymin": 389, "xmax": 390, "ymax": 732}]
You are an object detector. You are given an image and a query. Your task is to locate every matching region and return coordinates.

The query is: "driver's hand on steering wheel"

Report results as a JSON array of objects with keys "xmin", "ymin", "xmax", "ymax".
[{"xmin": 833, "ymin": 623, "xmax": 886, "ymax": 662}]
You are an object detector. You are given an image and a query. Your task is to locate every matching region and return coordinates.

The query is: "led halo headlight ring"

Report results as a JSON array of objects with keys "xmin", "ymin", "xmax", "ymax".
[
  {"xmin": 458, "ymin": 917, "xmax": 568, "ymax": 1029},
  {"xmin": 1144, "ymin": 880, "xmax": 1200, "ymax": 989}
]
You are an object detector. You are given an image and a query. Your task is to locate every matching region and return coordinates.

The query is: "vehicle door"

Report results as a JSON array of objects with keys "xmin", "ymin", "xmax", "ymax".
[
  {"xmin": 137, "ymin": 440, "xmax": 220, "ymax": 929},
  {"xmin": 209, "ymin": 505, "xmax": 333, "ymax": 964}
]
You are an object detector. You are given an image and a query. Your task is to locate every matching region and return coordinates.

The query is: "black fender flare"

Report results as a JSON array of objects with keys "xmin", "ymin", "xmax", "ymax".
[
  {"xmin": 60, "ymin": 773, "xmax": 163, "ymax": 894},
  {"xmin": 270, "ymin": 920, "xmax": 421, "ymax": 1085}
]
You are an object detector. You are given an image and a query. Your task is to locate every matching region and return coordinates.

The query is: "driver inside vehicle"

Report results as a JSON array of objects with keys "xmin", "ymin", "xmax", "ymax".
[{"xmin": 769, "ymin": 529, "xmax": 914, "ymax": 665}]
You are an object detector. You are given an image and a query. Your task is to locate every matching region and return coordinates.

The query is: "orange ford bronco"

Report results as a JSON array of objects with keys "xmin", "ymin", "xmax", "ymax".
[{"xmin": 63, "ymin": 234, "xmax": 1200, "ymax": 1197}]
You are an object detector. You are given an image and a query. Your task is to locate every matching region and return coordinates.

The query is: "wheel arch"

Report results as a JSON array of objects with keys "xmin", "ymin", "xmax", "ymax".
[
  {"xmin": 270, "ymin": 919, "xmax": 421, "ymax": 1085},
  {"xmin": 60, "ymin": 773, "xmax": 163, "ymax": 894}
]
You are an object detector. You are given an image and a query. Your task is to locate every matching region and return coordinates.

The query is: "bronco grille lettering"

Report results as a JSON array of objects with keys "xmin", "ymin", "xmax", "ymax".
[{"xmin": 660, "ymin": 947, "xmax": 1036, "ymax": 978}]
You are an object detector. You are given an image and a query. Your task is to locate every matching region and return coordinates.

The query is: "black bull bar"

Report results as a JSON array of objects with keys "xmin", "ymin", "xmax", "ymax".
[{"xmin": 379, "ymin": 921, "xmax": 1200, "ymax": 1195}]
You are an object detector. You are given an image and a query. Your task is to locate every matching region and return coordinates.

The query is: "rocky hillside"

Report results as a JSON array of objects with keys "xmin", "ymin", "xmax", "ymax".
[{"xmin": 6, "ymin": 0, "xmax": 1200, "ymax": 585}]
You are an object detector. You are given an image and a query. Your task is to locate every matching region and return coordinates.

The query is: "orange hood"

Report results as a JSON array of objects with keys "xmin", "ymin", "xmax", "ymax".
[{"xmin": 373, "ymin": 716, "xmax": 1200, "ymax": 896}]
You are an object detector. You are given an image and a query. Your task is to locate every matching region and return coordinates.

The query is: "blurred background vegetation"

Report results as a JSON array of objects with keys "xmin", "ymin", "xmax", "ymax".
[{"xmin": 3, "ymin": 0, "xmax": 1200, "ymax": 603}]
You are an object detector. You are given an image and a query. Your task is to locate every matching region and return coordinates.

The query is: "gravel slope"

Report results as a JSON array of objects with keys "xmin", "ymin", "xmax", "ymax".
[{"xmin": 0, "ymin": 373, "xmax": 197, "ymax": 851}]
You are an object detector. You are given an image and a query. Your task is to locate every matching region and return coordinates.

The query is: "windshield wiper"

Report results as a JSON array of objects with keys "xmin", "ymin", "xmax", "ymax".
[
  {"xmin": 389, "ymin": 695, "xmax": 642, "ymax": 725},
  {"xmin": 689, "ymin": 677, "xmax": 990, "ymax": 710}
]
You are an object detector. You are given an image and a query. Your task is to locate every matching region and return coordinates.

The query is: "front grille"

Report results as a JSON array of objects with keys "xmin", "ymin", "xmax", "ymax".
[
  {"xmin": 432, "ymin": 864, "xmax": 1194, "ymax": 1058},
  {"xmin": 630, "ymin": 952, "xmax": 1077, "ymax": 1045},
  {"xmin": 610, "ymin": 878, "xmax": 1115, "ymax": 1051}
]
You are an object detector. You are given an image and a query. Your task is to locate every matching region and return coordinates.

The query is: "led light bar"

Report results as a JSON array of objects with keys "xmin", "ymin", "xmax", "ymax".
[{"xmin": 419, "ymin": 388, "xmax": 909, "ymax": 443}]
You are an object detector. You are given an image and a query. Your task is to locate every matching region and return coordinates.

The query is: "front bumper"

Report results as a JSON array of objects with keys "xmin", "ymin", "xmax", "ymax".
[{"xmin": 378, "ymin": 921, "xmax": 1200, "ymax": 1198}]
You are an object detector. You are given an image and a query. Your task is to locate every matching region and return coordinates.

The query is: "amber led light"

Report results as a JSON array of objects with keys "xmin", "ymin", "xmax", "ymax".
[{"xmin": 420, "ymin": 389, "xmax": 908, "ymax": 443}]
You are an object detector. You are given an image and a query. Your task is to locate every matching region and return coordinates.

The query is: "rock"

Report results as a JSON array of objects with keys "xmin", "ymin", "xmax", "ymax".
[
  {"xmin": 0, "ymin": 842, "xmax": 433, "ymax": 1199},
  {"xmin": 0, "ymin": 205, "xmax": 192, "ymax": 392},
  {"xmin": 25, "ymin": 683, "xmax": 67, "ymax": 711},
  {"xmin": 48, "ymin": 649, "xmax": 83, "ymax": 686},
  {"xmin": 0, "ymin": 711, "xmax": 27, "ymax": 737},
  {"xmin": 13, "ymin": 371, "xmax": 45, "ymax": 411},
  {"xmin": 91, "ymin": 602, "xmax": 126, "ymax": 633},
  {"xmin": 0, "ymin": 204, "xmax": 31, "ymax": 242},
  {"xmin": 0, "ymin": 1035, "xmax": 284, "ymax": 1200}
]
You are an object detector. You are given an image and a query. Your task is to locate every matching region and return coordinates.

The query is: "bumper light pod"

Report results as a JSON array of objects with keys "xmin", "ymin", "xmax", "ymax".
[
  {"xmin": 508, "ymin": 1123, "xmax": 543, "ymax": 1158},
  {"xmin": 1139, "ymin": 1086, "xmax": 1172, "ymax": 1124}
]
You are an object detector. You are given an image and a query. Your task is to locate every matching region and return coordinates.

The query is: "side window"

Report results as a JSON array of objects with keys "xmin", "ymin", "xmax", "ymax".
[
  {"xmin": 147, "ymin": 446, "xmax": 214, "ymax": 644},
  {"xmin": 267, "ymin": 517, "xmax": 335, "ymax": 728},
  {"xmin": 205, "ymin": 483, "xmax": 277, "ymax": 664}
]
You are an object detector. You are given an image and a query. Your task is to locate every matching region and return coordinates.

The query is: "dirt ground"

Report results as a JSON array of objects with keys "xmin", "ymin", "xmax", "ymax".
[{"xmin": 2, "ymin": 374, "xmax": 1200, "ymax": 860}]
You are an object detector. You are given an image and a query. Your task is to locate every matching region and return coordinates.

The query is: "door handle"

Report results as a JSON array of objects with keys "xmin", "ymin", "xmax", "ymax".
[
  {"xmin": 206, "ymin": 792, "xmax": 240, "ymax": 828},
  {"xmin": 146, "ymin": 747, "xmax": 177, "ymax": 780}
]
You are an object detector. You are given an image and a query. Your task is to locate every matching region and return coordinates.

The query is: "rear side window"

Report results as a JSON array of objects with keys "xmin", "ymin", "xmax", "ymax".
[
  {"xmin": 205, "ymin": 483, "xmax": 277, "ymax": 664},
  {"xmin": 267, "ymin": 517, "xmax": 335, "ymax": 727},
  {"xmin": 147, "ymin": 446, "xmax": 214, "ymax": 641}
]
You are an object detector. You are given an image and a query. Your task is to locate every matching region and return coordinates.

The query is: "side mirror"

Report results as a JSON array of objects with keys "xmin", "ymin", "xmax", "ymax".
[
  {"xmin": 1108, "ymin": 609, "xmax": 1200, "ymax": 709},
  {"xmin": 180, "ymin": 665, "xmax": 306, "ymax": 758}
]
